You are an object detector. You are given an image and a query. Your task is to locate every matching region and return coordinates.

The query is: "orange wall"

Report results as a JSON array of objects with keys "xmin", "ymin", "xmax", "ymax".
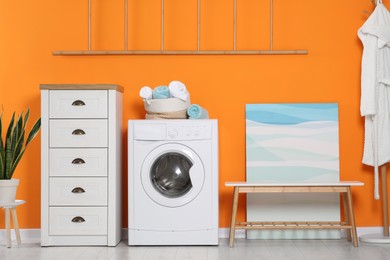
[{"xmin": 0, "ymin": 0, "xmax": 386, "ymax": 229}]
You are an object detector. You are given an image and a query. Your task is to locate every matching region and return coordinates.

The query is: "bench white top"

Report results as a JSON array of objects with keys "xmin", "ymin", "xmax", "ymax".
[
  {"xmin": 225, "ymin": 181, "xmax": 364, "ymax": 187},
  {"xmin": 0, "ymin": 200, "xmax": 26, "ymax": 208}
]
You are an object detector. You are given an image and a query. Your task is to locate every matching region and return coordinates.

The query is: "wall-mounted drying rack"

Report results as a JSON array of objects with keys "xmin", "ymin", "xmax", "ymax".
[{"xmin": 53, "ymin": 0, "xmax": 308, "ymax": 56}]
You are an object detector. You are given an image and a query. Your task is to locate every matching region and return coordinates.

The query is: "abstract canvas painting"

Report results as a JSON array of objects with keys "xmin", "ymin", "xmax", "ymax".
[{"xmin": 246, "ymin": 103, "xmax": 340, "ymax": 239}]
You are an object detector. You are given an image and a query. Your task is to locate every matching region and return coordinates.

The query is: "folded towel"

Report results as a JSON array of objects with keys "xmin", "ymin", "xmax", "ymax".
[
  {"xmin": 187, "ymin": 104, "xmax": 209, "ymax": 119},
  {"xmin": 168, "ymin": 81, "xmax": 190, "ymax": 101},
  {"xmin": 139, "ymin": 86, "xmax": 153, "ymax": 100},
  {"xmin": 152, "ymin": 86, "xmax": 170, "ymax": 99}
]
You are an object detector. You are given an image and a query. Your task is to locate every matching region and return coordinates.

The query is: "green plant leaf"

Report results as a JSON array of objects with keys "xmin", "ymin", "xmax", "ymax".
[
  {"xmin": 0, "ymin": 155, "xmax": 4, "ymax": 179},
  {"xmin": 1, "ymin": 110, "xmax": 41, "ymax": 180},
  {"xmin": 23, "ymin": 109, "xmax": 30, "ymax": 129},
  {"xmin": 13, "ymin": 113, "xmax": 25, "ymax": 168},
  {"xmin": 13, "ymin": 129, "xmax": 25, "ymax": 170},
  {"xmin": 0, "ymin": 112, "xmax": 4, "ymax": 179},
  {"xmin": 15, "ymin": 112, "xmax": 23, "ymax": 142},
  {"xmin": 10, "ymin": 148, "xmax": 26, "ymax": 177},
  {"xmin": 10, "ymin": 122, "xmax": 18, "ymax": 164},
  {"xmin": 26, "ymin": 118, "xmax": 41, "ymax": 146},
  {"xmin": 5, "ymin": 112, "xmax": 15, "ymax": 144},
  {"xmin": 0, "ymin": 111, "xmax": 3, "ymax": 149},
  {"xmin": 0, "ymin": 111, "xmax": 3, "ymax": 151},
  {"xmin": 4, "ymin": 113, "xmax": 16, "ymax": 179},
  {"xmin": 5, "ymin": 128, "xmax": 13, "ymax": 179}
]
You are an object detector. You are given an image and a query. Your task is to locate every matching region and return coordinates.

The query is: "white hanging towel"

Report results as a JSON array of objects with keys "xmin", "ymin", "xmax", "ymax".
[{"xmin": 358, "ymin": 0, "xmax": 390, "ymax": 200}]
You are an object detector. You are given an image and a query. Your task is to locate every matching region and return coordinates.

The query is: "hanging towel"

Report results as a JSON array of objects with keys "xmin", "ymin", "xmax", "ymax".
[
  {"xmin": 139, "ymin": 86, "xmax": 153, "ymax": 100},
  {"xmin": 168, "ymin": 80, "xmax": 190, "ymax": 101},
  {"xmin": 152, "ymin": 86, "xmax": 170, "ymax": 99},
  {"xmin": 187, "ymin": 104, "xmax": 209, "ymax": 119},
  {"xmin": 358, "ymin": 0, "xmax": 390, "ymax": 200}
]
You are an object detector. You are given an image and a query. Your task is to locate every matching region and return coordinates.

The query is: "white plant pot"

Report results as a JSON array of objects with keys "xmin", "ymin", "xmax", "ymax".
[{"xmin": 0, "ymin": 179, "xmax": 20, "ymax": 204}]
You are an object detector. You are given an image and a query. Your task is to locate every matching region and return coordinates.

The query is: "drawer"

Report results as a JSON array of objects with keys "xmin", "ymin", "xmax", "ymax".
[
  {"xmin": 49, "ymin": 177, "xmax": 107, "ymax": 206},
  {"xmin": 50, "ymin": 120, "xmax": 107, "ymax": 147},
  {"xmin": 49, "ymin": 90, "xmax": 108, "ymax": 119},
  {"xmin": 50, "ymin": 148, "xmax": 107, "ymax": 177},
  {"xmin": 49, "ymin": 207, "xmax": 107, "ymax": 235}
]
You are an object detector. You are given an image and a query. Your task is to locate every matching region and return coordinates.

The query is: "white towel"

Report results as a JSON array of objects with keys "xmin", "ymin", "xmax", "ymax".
[
  {"xmin": 168, "ymin": 81, "xmax": 189, "ymax": 101},
  {"xmin": 358, "ymin": 1, "xmax": 390, "ymax": 200},
  {"xmin": 139, "ymin": 86, "xmax": 153, "ymax": 100}
]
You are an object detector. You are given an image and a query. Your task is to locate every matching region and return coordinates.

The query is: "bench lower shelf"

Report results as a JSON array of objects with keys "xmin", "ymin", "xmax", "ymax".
[{"xmin": 236, "ymin": 221, "xmax": 352, "ymax": 230}]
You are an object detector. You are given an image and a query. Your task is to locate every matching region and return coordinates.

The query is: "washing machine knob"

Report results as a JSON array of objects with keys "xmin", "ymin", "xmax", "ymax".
[{"xmin": 168, "ymin": 129, "xmax": 178, "ymax": 139}]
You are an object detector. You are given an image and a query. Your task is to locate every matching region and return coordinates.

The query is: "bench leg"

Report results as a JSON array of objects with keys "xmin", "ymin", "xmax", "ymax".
[
  {"xmin": 342, "ymin": 192, "xmax": 352, "ymax": 242},
  {"xmin": 5, "ymin": 208, "xmax": 11, "ymax": 248},
  {"xmin": 229, "ymin": 187, "xmax": 240, "ymax": 248},
  {"xmin": 11, "ymin": 208, "xmax": 21, "ymax": 245},
  {"xmin": 346, "ymin": 187, "xmax": 358, "ymax": 247}
]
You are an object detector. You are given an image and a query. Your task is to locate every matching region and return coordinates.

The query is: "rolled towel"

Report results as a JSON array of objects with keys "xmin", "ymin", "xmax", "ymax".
[
  {"xmin": 168, "ymin": 80, "xmax": 189, "ymax": 101},
  {"xmin": 139, "ymin": 86, "xmax": 153, "ymax": 100},
  {"xmin": 152, "ymin": 86, "xmax": 170, "ymax": 99},
  {"xmin": 187, "ymin": 104, "xmax": 209, "ymax": 119}
]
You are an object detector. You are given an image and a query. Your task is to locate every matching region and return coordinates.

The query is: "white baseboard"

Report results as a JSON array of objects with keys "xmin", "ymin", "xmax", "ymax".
[
  {"xmin": 218, "ymin": 228, "xmax": 246, "ymax": 238},
  {"xmin": 1, "ymin": 227, "xmax": 388, "ymax": 242},
  {"xmin": 0, "ymin": 228, "xmax": 40, "ymax": 239}
]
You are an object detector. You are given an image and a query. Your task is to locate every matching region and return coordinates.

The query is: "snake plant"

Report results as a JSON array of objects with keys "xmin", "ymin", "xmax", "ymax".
[{"xmin": 0, "ymin": 109, "xmax": 41, "ymax": 180}]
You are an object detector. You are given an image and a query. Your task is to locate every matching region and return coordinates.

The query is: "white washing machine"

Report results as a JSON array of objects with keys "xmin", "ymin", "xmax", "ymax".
[{"xmin": 128, "ymin": 119, "xmax": 219, "ymax": 245}]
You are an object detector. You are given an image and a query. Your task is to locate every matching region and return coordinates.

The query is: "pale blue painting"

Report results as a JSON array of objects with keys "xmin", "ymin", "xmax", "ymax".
[{"xmin": 246, "ymin": 103, "xmax": 340, "ymax": 239}]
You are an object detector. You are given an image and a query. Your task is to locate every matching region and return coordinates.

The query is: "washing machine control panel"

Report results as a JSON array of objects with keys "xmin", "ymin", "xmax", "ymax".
[
  {"xmin": 133, "ymin": 121, "xmax": 215, "ymax": 141},
  {"xmin": 167, "ymin": 125, "xmax": 212, "ymax": 140}
]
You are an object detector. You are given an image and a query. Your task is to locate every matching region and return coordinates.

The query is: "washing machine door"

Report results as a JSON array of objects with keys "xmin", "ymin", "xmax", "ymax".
[{"xmin": 141, "ymin": 143, "xmax": 205, "ymax": 207}]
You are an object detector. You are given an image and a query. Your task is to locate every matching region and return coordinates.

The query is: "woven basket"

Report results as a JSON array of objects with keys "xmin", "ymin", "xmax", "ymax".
[{"xmin": 144, "ymin": 98, "xmax": 190, "ymax": 119}]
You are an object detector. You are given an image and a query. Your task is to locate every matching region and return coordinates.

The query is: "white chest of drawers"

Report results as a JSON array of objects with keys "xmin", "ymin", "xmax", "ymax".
[{"xmin": 40, "ymin": 84, "xmax": 123, "ymax": 246}]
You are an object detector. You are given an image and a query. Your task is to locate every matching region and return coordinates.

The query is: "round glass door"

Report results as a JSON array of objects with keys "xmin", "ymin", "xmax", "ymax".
[
  {"xmin": 141, "ymin": 143, "xmax": 205, "ymax": 207},
  {"xmin": 150, "ymin": 152, "xmax": 193, "ymax": 198}
]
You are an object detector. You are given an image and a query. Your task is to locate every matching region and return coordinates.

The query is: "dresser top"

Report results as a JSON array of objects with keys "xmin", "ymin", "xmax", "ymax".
[{"xmin": 40, "ymin": 84, "xmax": 124, "ymax": 92}]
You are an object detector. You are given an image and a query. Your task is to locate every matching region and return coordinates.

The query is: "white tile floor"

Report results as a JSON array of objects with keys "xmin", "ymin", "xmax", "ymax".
[{"xmin": 1, "ymin": 238, "xmax": 390, "ymax": 260}]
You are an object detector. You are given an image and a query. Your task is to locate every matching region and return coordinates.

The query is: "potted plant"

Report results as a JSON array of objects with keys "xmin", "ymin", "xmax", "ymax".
[{"xmin": 0, "ymin": 109, "xmax": 41, "ymax": 203}]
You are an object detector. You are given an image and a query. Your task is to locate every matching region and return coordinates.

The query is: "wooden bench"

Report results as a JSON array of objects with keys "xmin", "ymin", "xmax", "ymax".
[{"xmin": 225, "ymin": 181, "xmax": 364, "ymax": 247}]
